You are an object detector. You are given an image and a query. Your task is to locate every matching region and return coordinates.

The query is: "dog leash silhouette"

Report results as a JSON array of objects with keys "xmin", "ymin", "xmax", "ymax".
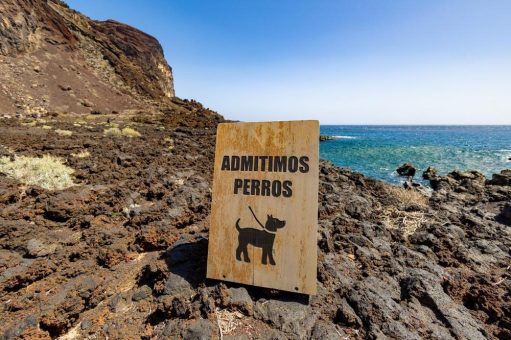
[
  {"xmin": 235, "ymin": 206, "xmax": 286, "ymax": 265},
  {"xmin": 248, "ymin": 206, "xmax": 266, "ymax": 230}
]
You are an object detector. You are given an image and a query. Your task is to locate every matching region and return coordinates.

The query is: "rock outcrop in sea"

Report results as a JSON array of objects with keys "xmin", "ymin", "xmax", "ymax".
[
  {"xmin": 396, "ymin": 162, "xmax": 417, "ymax": 178},
  {"xmin": 0, "ymin": 1, "xmax": 510, "ymax": 339}
]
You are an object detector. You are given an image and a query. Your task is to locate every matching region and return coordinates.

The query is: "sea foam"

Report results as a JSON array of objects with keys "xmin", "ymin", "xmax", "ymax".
[{"xmin": 332, "ymin": 135, "xmax": 356, "ymax": 139}]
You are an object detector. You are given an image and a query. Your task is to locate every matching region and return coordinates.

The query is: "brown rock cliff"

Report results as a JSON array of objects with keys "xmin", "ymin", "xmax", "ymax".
[{"xmin": 0, "ymin": 0, "xmax": 174, "ymax": 117}]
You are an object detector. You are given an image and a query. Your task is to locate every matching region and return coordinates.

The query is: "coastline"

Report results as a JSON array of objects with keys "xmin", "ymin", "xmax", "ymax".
[
  {"xmin": 1, "ymin": 116, "xmax": 510, "ymax": 338},
  {"xmin": 319, "ymin": 125, "xmax": 511, "ymax": 186}
]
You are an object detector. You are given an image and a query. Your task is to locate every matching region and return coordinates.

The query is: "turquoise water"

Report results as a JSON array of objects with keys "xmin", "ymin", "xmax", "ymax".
[{"xmin": 320, "ymin": 125, "xmax": 511, "ymax": 185}]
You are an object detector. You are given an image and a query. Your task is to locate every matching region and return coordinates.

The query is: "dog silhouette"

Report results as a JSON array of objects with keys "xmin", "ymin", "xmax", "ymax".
[{"xmin": 235, "ymin": 206, "xmax": 286, "ymax": 265}]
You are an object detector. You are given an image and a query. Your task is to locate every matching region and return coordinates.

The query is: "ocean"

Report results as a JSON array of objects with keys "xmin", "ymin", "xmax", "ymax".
[{"xmin": 320, "ymin": 125, "xmax": 511, "ymax": 185}]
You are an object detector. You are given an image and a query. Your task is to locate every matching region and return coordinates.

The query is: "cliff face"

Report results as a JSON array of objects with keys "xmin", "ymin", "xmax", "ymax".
[
  {"xmin": 92, "ymin": 19, "xmax": 175, "ymax": 99},
  {"xmin": 0, "ymin": 0, "xmax": 77, "ymax": 55},
  {"xmin": 0, "ymin": 0, "xmax": 174, "ymax": 117}
]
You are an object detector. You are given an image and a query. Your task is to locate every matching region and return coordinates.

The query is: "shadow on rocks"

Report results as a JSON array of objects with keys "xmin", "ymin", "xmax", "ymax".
[
  {"xmin": 161, "ymin": 233, "xmax": 309, "ymax": 305},
  {"xmin": 240, "ymin": 284, "xmax": 310, "ymax": 306},
  {"xmin": 496, "ymin": 204, "xmax": 511, "ymax": 226},
  {"xmin": 162, "ymin": 234, "xmax": 208, "ymax": 289}
]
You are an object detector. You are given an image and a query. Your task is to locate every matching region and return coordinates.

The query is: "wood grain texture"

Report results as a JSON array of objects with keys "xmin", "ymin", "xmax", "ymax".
[{"xmin": 207, "ymin": 120, "xmax": 319, "ymax": 295}]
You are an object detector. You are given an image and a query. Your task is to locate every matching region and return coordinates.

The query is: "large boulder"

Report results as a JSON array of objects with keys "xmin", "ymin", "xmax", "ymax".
[
  {"xmin": 487, "ymin": 169, "xmax": 511, "ymax": 186},
  {"xmin": 447, "ymin": 170, "xmax": 486, "ymax": 194},
  {"xmin": 396, "ymin": 163, "xmax": 416, "ymax": 177}
]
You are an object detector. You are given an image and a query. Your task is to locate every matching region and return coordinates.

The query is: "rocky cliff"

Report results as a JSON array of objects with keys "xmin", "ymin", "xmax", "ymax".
[{"xmin": 0, "ymin": 0, "xmax": 174, "ymax": 117}]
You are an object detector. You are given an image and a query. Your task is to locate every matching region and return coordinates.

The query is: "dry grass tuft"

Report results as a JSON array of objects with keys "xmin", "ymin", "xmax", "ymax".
[
  {"xmin": 165, "ymin": 137, "xmax": 175, "ymax": 151},
  {"xmin": 103, "ymin": 126, "xmax": 141, "ymax": 138},
  {"xmin": 71, "ymin": 150, "xmax": 91, "ymax": 158},
  {"xmin": 21, "ymin": 120, "xmax": 38, "ymax": 127},
  {"xmin": 55, "ymin": 129, "xmax": 73, "ymax": 136},
  {"xmin": 381, "ymin": 207, "xmax": 434, "ymax": 237},
  {"xmin": 0, "ymin": 154, "xmax": 75, "ymax": 190},
  {"xmin": 121, "ymin": 127, "xmax": 141, "ymax": 138},
  {"xmin": 103, "ymin": 127, "xmax": 122, "ymax": 137},
  {"xmin": 216, "ymin": 308, "xmax": 244, "ymax": 336},
  {"xmin": 41, "ymin": 125, "xmax": 52, "ymax": 130},
  {"xmin": 384, "ymin": 185, "xmax": 428, "ymax": 208},
  {"xmin": 123, "ymin": 203, "xmax": 141, "ymax": 218}
]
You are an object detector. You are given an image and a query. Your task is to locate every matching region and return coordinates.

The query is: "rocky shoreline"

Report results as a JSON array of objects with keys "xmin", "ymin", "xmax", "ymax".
[
  {"xmin": 1, "ymin": 113, "xmax": 510, "ymax": 338},
  {"xmin": 0, "ymin": 1, "xmax": 510, "ymax": 339}
]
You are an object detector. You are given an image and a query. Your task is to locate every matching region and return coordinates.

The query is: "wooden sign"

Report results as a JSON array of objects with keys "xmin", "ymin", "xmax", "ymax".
[{"xmin": 207, "ymin": 120, "xmax": 319, "ymax": 295}]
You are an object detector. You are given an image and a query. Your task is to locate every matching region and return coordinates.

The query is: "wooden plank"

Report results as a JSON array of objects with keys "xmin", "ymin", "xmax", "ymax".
[{"xmin": 207, "ymin": 120, "xmax": 319, "ymax": 295}]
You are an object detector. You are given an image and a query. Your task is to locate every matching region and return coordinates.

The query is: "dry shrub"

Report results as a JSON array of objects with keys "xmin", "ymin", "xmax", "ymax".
[
  {"xmin": 380, "ymin": 184, "xmax": 433, "ymax": 237},
  {"xmin": 381, "ymin": 207, "xmax": 434, "ymax": 237},
  {"xmin": 71, "ymin": 150, "xmax": 90, "ymax": 158},
  {"xmin": 121, "ymin": 127, "xmax": 141, "ymax": 138},
  {"xmin": 384, "ymin": 185, "xmax": 428, "ymax": 208},
  {"xmin": 103, "ymin": 127, "xmax": 122, "ymax": 137},
  {"xmin": 0, "ymin": 154, "xmax": 75, "ymax": 190},
  {"xmin": 216, "ymin": 308, "xmax": 244, "ymax": 336},
  {"xmin": 21, "ymin": 120, "xmax": 37, "ymax": 127},
  {"xmin": 55, "ymin": 129, "xmax": 73, "ymax": 136}
]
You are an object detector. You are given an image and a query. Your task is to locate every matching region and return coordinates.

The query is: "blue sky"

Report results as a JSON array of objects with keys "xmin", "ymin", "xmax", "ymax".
[{"xmin": 66, "ymin": 0, "xmax": 511, "ymax": 124}]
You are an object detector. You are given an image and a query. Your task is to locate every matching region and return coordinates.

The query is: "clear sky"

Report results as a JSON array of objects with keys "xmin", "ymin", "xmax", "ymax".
[{"xmin": 66, "ymin": 0, "xmax": 511, "ymax": 124}]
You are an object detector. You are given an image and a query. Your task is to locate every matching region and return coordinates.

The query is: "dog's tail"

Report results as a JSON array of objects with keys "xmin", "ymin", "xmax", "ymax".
[{"xmin": 235, "ymin": 218, "xmax": 241, "ymax": 231}]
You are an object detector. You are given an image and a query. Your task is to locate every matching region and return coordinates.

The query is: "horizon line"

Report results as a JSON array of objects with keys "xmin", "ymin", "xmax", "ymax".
[{"xmin": 319, "ymin": 123, "xmax": 511, "ymax": 126}]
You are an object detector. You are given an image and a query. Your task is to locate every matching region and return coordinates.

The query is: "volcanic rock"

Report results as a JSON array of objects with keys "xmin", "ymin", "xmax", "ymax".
[
  {"xmin": 227, "ymin": 287, "xmax": 253, "ymax": 314},
  {"xmin": 320, "ymin": 135, "xmax": 336, "ymax": 141},
  {"xmin": 131, "ymin": 285, "xmax": 152, "ymax": 301},
  {"xmin": 422, "ymin": 166, "xmax": 438, "ymax": 179},
  {"xmin": 396, "ymin": 163, "xmax": 416, "ymax": 177},
  {"xmin": 254, "ymin": 300, "xmax": 317, "ymax": 338},
  {"xmin": 488, "ymin": 169, "xmax": 511, "ymax": 186},
  {"xmin": 26, "ymin": 238, "xmax": 57, "ymax": 257},
  {"xmin": 183, "ymin": 319, "xmax": 217, "ymax": 339}
]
